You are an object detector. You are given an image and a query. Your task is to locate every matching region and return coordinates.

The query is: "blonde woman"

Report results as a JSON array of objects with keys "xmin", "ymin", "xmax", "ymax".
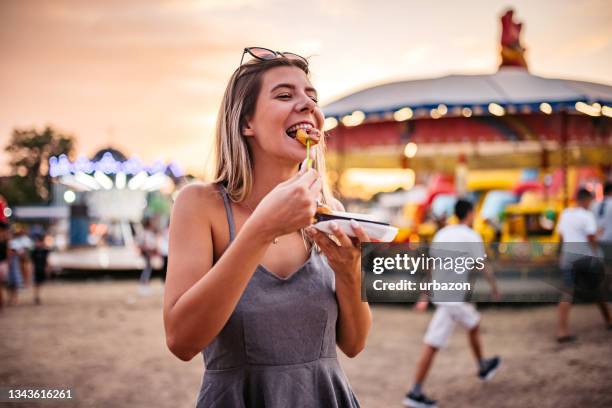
[{"xmin": 163, "ymin": 48, "xmax": 371, "ymax": 407}]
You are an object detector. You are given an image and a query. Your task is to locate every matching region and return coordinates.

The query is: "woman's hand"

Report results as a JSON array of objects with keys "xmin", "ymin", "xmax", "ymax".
[
  {"xmin": 250, "ymin": 168, "xmax": 322, "ymax": 241},
  {"xmin": 305, "ymin": 220, "xmax": 370, "ymax": 284}
]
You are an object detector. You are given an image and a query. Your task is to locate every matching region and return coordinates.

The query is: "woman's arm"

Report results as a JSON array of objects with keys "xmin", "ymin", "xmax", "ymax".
[
  {"xmin": 334, "ymin": 257, "xmax": 372, "ymax": 357},
  {"xmin": 308, "ymin": 199, "xmax": 372, "ymax": 358},
  {"xmin": 163, "ymin": 170, "xmax": 321, "ymax": 361},
  {"xmin": 163, "ymin": 183, "xmax": 275, "ymax": 361}
]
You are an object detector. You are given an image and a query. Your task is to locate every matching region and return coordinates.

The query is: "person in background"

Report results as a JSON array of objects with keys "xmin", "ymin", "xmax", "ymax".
[
  {"xmin": 30, "ymin": 233, "xmax": 51, "ymax": 305},
  {"xmin": 158, "ymin": 223, "xmax": 169, "ymax": 283},
  {"xmin": 12, "ymin": 226, "xmax": 32, "ymax": 288},
  {"xmin": 7, "ymin": 236, "xmax": 22, "ymax": 306},
  {"xmin": 14, "ymin": 226, "xmax": 34, "ymax": 287},
  {"xmin": 592, "ymin": 181, "xmax": 612, "ymax": 262},
  {"xmin": 137, "ymin": 218, "xmax": 158, "ymax": 296},
  {"xmin": 0, "ymin": 222, "xmax": 9, "ymax": 310},
  {"xmin": 557, "ymin": 188, "xmax": 611, "ymax": 343},
  {"xmin": 404, "ymin": 199, "xmax": 501, "ymax": 408}
]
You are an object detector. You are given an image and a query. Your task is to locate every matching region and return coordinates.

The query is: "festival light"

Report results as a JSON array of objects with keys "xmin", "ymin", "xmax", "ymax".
[
  {"xmin": 59, "ymin": 175, "xmax": 91, "ymax": 192},
  {"xmin": 393, "ymin": 107, "xmax": 413, "ymax": 121},
  {"xmin": 94, "ymin": 171, "xmax": 113, "ymax": 190},
  {"xmin": 575, "ymin": 101, "xmax": 601, "ymax": 116},
  {"xmin": 115, "ymin": 172, "xmax": 126, "ymax": 189},
  {"xmin": 602, "ymin": 105, "xmax": 612, "ymax": 118},
  {"xmin": 141, "ymin": 173, "xmax": 169, "ymax": 191},
  {"xmin": 437, "ymin": 104, "xmax": 448, "ymax": 115},
  {"xmin": 128, "ymin": 171, "xmax": 148, "ymax": 190},
  {"xmin": 341, "ymin": 111, "xmax": 365, "ymax": 127},
  {"xmin": 488, "ymin": 103, "xmax": 505, "ymax": 116},
  {"xmin": 539, "ymin": 103, "xmax": 552, "ymax": 114},
  {"xmin": 430, "ymin": 109, "xmax": 442, "ymax": 119},
  {"xmin": 461, "ymin": 107, "xmax": 473, "ymax": 117},
  {"xmin": 74, "ymin": 172, "xmax": 101, "ymax": 190},
  {"xmin": 323, "ymin": 117, "xmax": 338, "ymax": 131},
  {"xmin": 403, "ymin": 142, "xmax": 418, "ymax": 158},
  {"xmin": 340, "ymin": 168, "xmax": 416, "ymax": 197},
  {"xmin": 48, "ymin": 154, "xmax": 184, "ymax": 178},
  {"xmin": 64, "ymin": 190, "xmax": 76, "ymax": 203},
  {"xmin": 96, "ymin": 152, "xmax": 121, "ymax": 174},
  {"xmin": 168, "ymin": 162, "xmax": 184, "ymax": 178}
]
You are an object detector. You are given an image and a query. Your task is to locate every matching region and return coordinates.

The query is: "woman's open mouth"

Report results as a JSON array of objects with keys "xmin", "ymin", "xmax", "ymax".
[{"xmin": 285, "ymin": 122, "xmax": 314, "ymax": 138}]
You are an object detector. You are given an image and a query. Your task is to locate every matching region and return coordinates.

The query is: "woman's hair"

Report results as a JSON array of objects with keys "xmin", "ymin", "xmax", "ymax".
[{"xmin": 212, "ymin": 57, "xmax": 334, "ymax": 207}]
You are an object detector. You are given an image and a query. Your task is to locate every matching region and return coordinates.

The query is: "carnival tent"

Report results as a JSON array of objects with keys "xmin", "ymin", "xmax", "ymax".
[{"xmin": 323, "ymin": 67, "xmax": 612, "ymax": 121}]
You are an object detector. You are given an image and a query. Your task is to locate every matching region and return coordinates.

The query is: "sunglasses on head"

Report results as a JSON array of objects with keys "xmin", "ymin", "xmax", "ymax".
[{"xmin": 239, "ymin": 47, "xmax": 308, "ymax": 67}]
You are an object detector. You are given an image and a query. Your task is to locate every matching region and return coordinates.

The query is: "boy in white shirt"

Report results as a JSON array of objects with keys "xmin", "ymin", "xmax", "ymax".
[
  {"xmin": 556, "ymin": 188, "xmax": 611, "ymax": 343},
  {"xmin": 403, "ymin": 200, "xmax": 501, "ymax": 408}
]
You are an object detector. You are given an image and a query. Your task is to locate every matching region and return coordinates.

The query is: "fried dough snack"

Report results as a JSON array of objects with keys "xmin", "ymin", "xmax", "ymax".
[
  {"xmin": 316, "ymin": 204, "xmax": 333, "ymax": 215},
  {"xmin": 296, "ymin": 129, "xmax": 319, "ymax": 146}
]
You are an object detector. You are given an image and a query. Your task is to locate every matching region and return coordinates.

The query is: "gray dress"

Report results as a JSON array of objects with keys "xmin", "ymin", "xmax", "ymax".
[{"xmin": 195, "ymin": 185, "xmax": 361, "ymax": 408}]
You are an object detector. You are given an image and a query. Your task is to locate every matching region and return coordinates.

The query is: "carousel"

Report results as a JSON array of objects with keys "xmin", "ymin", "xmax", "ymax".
[
  {"xmin": 322, "ymin": 9, "xmax": 611, "ymax": 205},
  {"xmin": 47, "ymin": 147, "xmax": 183, "ymax": 271}
]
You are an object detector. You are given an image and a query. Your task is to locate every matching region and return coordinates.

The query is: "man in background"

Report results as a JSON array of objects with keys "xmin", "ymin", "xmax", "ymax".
[
  {"xmin": 30, "ymin": 233, "xmax": 51, "ymax": 305},
  {"xmin": 403, "ymin": 199, "xmax": 501, "ymax": 408},
  {"xmin": 557, "ymin": 188, "xmax": 611, "ymax": 343}
]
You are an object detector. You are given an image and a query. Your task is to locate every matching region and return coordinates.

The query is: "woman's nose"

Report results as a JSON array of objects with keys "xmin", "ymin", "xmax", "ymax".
[{"xmin": 295, "ymin": 95, "xmax": 316, "ymax": 113}]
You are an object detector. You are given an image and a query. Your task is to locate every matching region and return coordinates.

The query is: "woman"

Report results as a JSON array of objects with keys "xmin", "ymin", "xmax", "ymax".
[{"xmin": 163, "ymin": 47, "xmax": 371, "ymax": 407}]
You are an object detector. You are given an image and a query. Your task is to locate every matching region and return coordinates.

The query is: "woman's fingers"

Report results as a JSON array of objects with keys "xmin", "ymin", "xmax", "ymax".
[
  {"xmin": 288, "ymin": 167, "xmax": 317, "ymax": 185},
  {"xmin": 308, "ymin": 175, "xmax": 322, "ymax": 194},
  {"xmin": 349, "ymin": 219, "xmax": 370, "ymax": 243},
  {"xmin": 306, "ymin": 227, "xmax": 336, "ymax": 252},
  {"xmin": 329, "ymin": 221, "xmax": 353, "ymax": 247}
]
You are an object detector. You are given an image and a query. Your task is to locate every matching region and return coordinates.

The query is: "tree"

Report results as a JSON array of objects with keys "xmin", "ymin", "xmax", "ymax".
[{"xmin": 1, "ymin": 126, "xmax": 75, "ymax": 205}]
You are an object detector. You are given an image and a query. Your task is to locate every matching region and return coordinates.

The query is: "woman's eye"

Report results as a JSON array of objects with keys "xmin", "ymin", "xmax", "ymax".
[
  {"xmin": 277, "ymin": 94, "xmax": 291, "ymax": 99},
  {"xmin": 310, "ymin": 96, "xmax": 319, "ymax": 103}
]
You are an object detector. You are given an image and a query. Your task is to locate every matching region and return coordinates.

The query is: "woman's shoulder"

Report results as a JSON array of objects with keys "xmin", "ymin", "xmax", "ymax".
[
  {"xmin": 176, "ymin": 181, "xmax": 224, "ymax": 201},
  {"xmin": 172, "ymin": 182, "xmax": 224, "ymax": 220}
]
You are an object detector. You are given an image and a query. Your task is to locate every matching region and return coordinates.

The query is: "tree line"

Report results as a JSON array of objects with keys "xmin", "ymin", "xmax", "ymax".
[{"xmin": 0, "ymin": 126, "xmax": 75, "ymax": 206}]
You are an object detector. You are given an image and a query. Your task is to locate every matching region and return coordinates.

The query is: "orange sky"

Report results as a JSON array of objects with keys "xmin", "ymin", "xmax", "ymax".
[{"xmin": 1, "ymin": 0, "xmax": 610, "ymax": 177}]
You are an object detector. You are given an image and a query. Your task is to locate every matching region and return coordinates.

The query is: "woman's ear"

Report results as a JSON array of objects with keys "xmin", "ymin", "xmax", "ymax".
[{"xmin": 242, "ymin": 118, "xmax": 255, "ymax": 137}]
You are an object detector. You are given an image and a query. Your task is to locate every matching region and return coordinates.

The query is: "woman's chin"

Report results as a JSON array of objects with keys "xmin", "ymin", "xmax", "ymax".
[{"xmin": 283, "ymin": 144, "xmax": 308, "ymax": 163}]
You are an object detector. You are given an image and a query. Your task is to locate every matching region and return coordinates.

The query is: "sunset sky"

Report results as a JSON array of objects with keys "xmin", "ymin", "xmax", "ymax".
[{"xmin": 1, "ymin": 0, "xmax": 610, "ymax": 176}]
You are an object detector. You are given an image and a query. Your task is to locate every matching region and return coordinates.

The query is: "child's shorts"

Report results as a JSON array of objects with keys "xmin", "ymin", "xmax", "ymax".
[{"xmin": 424, "ymin": 303, "xmax": 481, "ymax": 349}]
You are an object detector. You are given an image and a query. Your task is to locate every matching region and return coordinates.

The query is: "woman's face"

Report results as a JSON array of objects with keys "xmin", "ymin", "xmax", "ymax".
[{"xmin": 243, "ymin": 66, "xmax": 324, "ymax": 163}]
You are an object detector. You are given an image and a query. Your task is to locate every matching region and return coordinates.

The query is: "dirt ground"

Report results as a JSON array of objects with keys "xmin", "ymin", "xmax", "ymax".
[{"xmin": 1, "ymin": 280, "xmax": 611, "ymax": 408}]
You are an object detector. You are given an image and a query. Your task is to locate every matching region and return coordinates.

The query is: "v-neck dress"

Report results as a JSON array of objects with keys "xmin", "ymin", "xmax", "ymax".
[{"xmin": 194, "ymin": 184, "xmax": 361, "ymax": 408}]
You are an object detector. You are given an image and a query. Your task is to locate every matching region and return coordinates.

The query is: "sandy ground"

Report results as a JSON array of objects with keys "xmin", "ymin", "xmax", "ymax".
[{"xmin": 1, "ymin": 280, "xmax": 611, "ymax": 408}]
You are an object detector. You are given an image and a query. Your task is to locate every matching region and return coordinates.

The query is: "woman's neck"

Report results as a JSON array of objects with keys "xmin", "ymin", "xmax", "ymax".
[{"xmin": 246, "ymin": 151, "xmax": 298, "ymax": 208}]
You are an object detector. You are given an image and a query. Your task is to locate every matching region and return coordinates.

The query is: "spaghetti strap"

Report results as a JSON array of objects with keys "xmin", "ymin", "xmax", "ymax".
[{"xmin": 217, "ymin": 184, "xmax": 236, "ymax": 243}]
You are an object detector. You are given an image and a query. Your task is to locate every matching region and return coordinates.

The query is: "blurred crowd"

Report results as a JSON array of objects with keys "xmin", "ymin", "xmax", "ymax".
[
  {"xmin": 0, "ymin": 217, "xmax": 170, "ymax": 309},
  {"xmin": 0, "ymin": 222, "xmax": 51, "ymax": 309}
]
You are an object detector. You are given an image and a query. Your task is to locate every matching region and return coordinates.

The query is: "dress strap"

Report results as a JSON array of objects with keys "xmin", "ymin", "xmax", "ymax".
[{"xmin": 217, "ymin": 184, "xmax": 236, "ymax": 243}]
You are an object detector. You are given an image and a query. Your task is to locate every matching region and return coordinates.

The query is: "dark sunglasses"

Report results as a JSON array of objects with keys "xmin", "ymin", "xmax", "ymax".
[{"xmin": 239, "ymin": 47, "xmax": 308, "ymax": 67}]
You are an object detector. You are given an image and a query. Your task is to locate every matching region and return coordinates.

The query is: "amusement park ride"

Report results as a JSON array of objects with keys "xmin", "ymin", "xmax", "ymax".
[{"xmin": 321, "ymin": 8, "xmax": 611, "ymax": 246}]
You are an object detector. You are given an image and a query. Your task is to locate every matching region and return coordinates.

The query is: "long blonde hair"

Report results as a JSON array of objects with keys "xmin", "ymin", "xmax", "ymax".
[{"xmin": 212, "ymin": 57, "xmax": 334, "ymax": 207}]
